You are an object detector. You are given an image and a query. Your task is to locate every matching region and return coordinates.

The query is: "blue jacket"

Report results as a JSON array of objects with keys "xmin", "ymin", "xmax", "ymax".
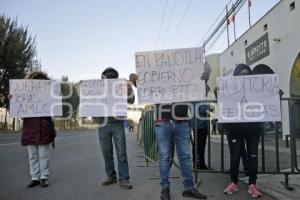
[{"xmin": 190, "ymin": 102, "xmax": 209, "ymax": 130}]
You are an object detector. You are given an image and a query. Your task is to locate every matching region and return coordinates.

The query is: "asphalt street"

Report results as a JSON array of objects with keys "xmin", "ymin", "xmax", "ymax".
[{"xmin": 0, "ymin": 130, "xmax": 288, "ymax": 200}]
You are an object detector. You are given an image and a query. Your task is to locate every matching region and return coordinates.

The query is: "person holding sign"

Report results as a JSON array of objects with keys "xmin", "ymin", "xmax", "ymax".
[
  {"xmin": 155, "ymin": 69, "xmax": 210, "ymax": 200},
  {"xmin": 221, "ymin": 64, "xmax": 263, "ymax": 198},
  {"xmin": 9, "ymin": 71, "xmax": 57, "ymax": 188},
  {"xmin": 96, "ymin": 67, "xmax": 136, "ymax": 190}
]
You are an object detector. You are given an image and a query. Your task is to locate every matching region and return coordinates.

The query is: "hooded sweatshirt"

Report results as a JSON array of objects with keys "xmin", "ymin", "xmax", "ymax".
[{"xmin": 222, "ymin": 64, "xmax": 264, "ymax": 135}]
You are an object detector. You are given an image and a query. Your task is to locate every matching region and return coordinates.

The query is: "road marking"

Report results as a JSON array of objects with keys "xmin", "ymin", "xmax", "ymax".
[
  {"xmin": 0, "ymin": 142, "xmax": 18, "ymax": 147},
  {"xmin": 0, "ymin": 133, "xmax": 96, "ymax": 147}
]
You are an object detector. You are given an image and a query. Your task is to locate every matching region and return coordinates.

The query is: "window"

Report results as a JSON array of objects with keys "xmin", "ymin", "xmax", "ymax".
[
  {"xmin": 244, "ymin": 40, "xmax": 248, "ymax": 46},
  {"xmin": 263, "ymin": 24, "xmax": 268, "ymax": 31},
  {"xmin": 231, "ymin": 51, "xmax": 234, "ymax": 57},
  {"xmin": 290, "ymin": 2, "xmax": 295, "ymax": 12}
]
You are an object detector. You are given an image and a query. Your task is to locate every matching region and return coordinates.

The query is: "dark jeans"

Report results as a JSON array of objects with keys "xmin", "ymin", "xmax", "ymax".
[
  {"xmin": 192, "ymin": 128, "xmax": 208, "ymax": 167},
  {"xmin": 98, "ymin": 122, "xmax": 130, "ymax": 181},
  {"xmin": 227, "ymin": 136, "xmax": 248, "ymax": 171},
  {"xmin": 227, "ymin": 134, "xmax": 260, "ymax": 185}
]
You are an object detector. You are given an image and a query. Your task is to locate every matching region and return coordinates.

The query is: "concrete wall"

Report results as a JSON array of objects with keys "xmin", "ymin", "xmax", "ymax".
[{"xmin": 206, "ymin": 54, "xmax": 220, "ymax": 99}]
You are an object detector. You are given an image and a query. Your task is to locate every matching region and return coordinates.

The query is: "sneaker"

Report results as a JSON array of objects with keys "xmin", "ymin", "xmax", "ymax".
[
  {"xmin": 224, "ymin": 182, "xmax": 238, "ymax": 195},
  {"xmin": 182, "ymin": 188, "xmax": 207, "ymax": 199},
  {"xmin": 40, "ymin": 179, "xmax": 49, "ymax": 188},
  {"xmin": 248, "ymin": 184, "xmax": 263, "ymax": 198},
  {"xmin": 161, "ymin": 188, "xmax": 170, "ymax": 200},
  {"xmin": 27, "ymin": 180, "xmax": 40, "ymax": 188},
  {"xmin": 102, "ymin": 177, "xmax": 117, "ymax": 186},
  {"xmin": 119, "ymin": 180, "xmax": 133, "ymax": 190}
]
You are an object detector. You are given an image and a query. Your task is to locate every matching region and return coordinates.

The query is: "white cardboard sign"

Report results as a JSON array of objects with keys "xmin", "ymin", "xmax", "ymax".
[
  {"xmin": 9, "ymin": 79, "xmax": 62, "ymax": 118},
  {"xmin": 135, "ymin": 47, "xmax": 206, "ymax": 104},
  {"xmin": 79, "ymin": 79, "xmax": 127, "ymax": 117},
  {"xmin": 217, "ymin": 74, "xmax": 281, "ymax": 123}
]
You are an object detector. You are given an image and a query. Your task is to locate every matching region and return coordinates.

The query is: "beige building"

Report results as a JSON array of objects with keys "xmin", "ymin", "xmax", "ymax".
[{"xmin": 219, "ymin": 0, "xmax": 300, "ymax": 138}]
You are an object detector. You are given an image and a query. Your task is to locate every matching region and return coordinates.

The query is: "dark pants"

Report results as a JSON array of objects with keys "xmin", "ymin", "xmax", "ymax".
[
  {"xmin": 227, "ymin": 134, "xmax": 260, "ymax": 185},
  {"xmin": 227, "ymin": 136, "xmax": 248, "ymax": 171},
  {"xmin": 192, "ymin": 128, "xmax": 208, "ymax": 167}
]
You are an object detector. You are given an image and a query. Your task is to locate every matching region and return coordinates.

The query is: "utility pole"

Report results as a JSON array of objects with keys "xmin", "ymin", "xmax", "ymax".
[
  {"xmin": 226, "ymin": 5, "xmax": 230, "ymax": 47},
  {"xmin": 248, "ymin": 0, "xmax": 252, "ymax": 27}
]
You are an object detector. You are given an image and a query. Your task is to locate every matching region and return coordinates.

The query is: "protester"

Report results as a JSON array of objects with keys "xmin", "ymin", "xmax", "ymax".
[
  {"xmin": 154, "ymin": 68, "xmax": 210, "ymax": 200},
  {"xmin": 190, "ymin": 85, "xmax": 210, "ymax": 170},
  {"xmin": 9, "ymin": 71, "xmax": 56, "ymax": 188},
  {"xmin": 221, "ymin": 64, "xmax": 263, "ymax": 198},
  {"xmin": 96, "ymin": 67, "xmax": 136, "ymax": 190}
]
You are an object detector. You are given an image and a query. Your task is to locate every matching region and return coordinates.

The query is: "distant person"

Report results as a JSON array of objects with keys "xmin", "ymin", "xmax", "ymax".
[
  {"xmin": 95, "ymin": 67, "xmax": 136, "ymax": 190},
  {"xmin": 9, "ymin": 71, "xmax": 56, "ymax": 188},
  {"xmin": 128, "ymin": 123, "xmax": 134, "ymax": 133},
  {"xmin": 220, "ymin": 64, "xmax": 263, "ymax": 198},
  {"xmin": 211, "ymin": 119, "xmax": 217, "ymax": 135}
]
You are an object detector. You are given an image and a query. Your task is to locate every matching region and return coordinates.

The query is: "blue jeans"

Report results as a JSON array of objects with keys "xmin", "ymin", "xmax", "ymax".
[
  {"xmin": 98, "ymin": 121, "xmax": 129, "ymax": 181},
  {"xmin": 27, "ymin": 144, "xmax": 50, "ymax": 180},
  {"xmin": 155, "ymin": 121, "xmax": 194, "ymax": 190}
]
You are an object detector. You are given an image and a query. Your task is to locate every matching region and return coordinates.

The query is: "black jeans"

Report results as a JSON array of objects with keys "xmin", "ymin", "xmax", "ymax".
[
  {"xmin": 227, "ymin": 134, "xmax": 260, "ymax": 185},
  {"xmin": 227, "ymin": 136, "xmax": 248, "ymax": 171},
  {"xmin": 192, "ymin": 128, "xmax": 208, "ymax": 167}
]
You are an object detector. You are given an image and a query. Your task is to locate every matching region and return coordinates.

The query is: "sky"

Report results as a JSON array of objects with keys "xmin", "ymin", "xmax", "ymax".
[{"xmin": 0, "ymin": 0, "xmax": 280, "ymax": 82}]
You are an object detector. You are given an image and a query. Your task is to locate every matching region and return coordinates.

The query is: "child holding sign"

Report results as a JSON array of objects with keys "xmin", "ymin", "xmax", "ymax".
[{"xmin": 9, "ymin": 71, "xmax": 56, "ymax": 188}]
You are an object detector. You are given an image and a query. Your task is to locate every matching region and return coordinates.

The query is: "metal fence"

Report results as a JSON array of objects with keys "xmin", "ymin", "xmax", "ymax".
[
  {"xmin": 139, "ymin": 97, "xmax": 300, "ymax": 190},
  {"xmin": 139, "ymin": 109, "xmax": 158, "ymax": 164}
]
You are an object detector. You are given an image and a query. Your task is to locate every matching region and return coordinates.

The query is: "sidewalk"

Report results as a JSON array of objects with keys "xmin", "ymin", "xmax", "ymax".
[
  {"xmin": 208, "ymin": 134, "xmax": 300, "ymax": 200},
  {"xmin": 133, "ymin": 136, "xmax": 276, "ymax": 199}
]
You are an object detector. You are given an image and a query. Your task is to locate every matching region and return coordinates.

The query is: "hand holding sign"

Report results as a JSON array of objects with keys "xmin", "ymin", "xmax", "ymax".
[{"xmin": 129, "ymin": 73, "xmax": 138, "ymax": 87}]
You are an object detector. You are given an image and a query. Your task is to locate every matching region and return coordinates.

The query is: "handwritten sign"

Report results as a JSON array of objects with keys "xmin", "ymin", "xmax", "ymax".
[
  {"xmin": 217, "ymin": 74, "xmax": 281, "ymax": 123},
  {"xmin": 135, "ymin": 47, "xmax": 206, "ymax": 104},
  {"xmin": 79, "ymin": 79, "xmax": 127, "ymax": 117},
  {"xmin": 9, "ymin": 80, "xmax": 62, "ymax": 118}
]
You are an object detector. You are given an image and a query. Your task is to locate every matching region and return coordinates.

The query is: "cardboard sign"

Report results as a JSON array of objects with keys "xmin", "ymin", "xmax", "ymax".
[
  {"xmin": 9, "ymin": 80, "xmax": 62, "ymax": 118},
  {"xmin": 136, "ymin": 47, "xmax": 206, "ymax": 104},
  {"xmin": 217, "ymin": 74, "xmax": 281, "ymax": 123},
  {"xmin": 79, "ymin": 79, "xmax": 127, "ymax": 117}
]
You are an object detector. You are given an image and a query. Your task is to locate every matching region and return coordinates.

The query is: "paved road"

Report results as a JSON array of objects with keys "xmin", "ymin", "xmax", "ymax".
[{"xmin": 0, "ymin": 130, "xmax": 281, "ymax": 200}]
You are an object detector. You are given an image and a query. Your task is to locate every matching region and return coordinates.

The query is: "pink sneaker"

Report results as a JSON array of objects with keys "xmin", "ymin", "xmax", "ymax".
[
  {"xmin": 224, "ymin": 182, "xmax": 239, "ymax": 195},
  {"xmin": 248, "ymin": 184, "xmax": 263, "ymax": 198}
]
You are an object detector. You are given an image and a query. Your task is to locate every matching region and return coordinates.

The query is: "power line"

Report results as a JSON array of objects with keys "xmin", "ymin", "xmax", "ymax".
[
  {"xmin": 197, "ymin": 0, "xmax": 236, "ymax": 47},
  {"xmin": 155, "ymin": 0, "xmax": 169, "ymax": 49},
  {"xmin": 205, "ymin": 0, "xmax": 247, "ymax": 53},
  {"xmin": 160, "ymin": 0, "xmax": 178, "ymax": 48},
  {"xmin": 198, "ymin": 0, "xmax": 246, "ymax": 49},
  {"xmin": 206, "ymin": 24, "xmax": 227, "ymax": 53},
  {"xmin": 168, "ymin": 0, "xmax": 193, "ymax": 47}
]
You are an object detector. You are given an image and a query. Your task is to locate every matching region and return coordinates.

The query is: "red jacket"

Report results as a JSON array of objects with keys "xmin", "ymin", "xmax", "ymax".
[{"xmin": 21, "ymin": 117, "xmax": 56, "ymax": 146}]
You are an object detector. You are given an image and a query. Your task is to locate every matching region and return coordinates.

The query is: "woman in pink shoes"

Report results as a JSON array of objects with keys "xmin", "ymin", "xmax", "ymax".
[{"xmin": 221, "ymin": 64, "xmax": 263, "ymax": 198}]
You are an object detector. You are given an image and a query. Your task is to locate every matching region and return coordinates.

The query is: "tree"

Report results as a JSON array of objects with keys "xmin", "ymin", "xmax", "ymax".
[
  {"xmin": 0, "ymin": 15, "xmax": 36, "ymax": 108},
  {"xmin": 0, "ymin": 15, "xmax": 36, "ymax": 110},
  {"xmin": 60, "ymin": 76, "xmax": 80, "ymax": 129},
  {"xmin": 0, "ymin": 15, "xmax": 37, "ymax": 129}
]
